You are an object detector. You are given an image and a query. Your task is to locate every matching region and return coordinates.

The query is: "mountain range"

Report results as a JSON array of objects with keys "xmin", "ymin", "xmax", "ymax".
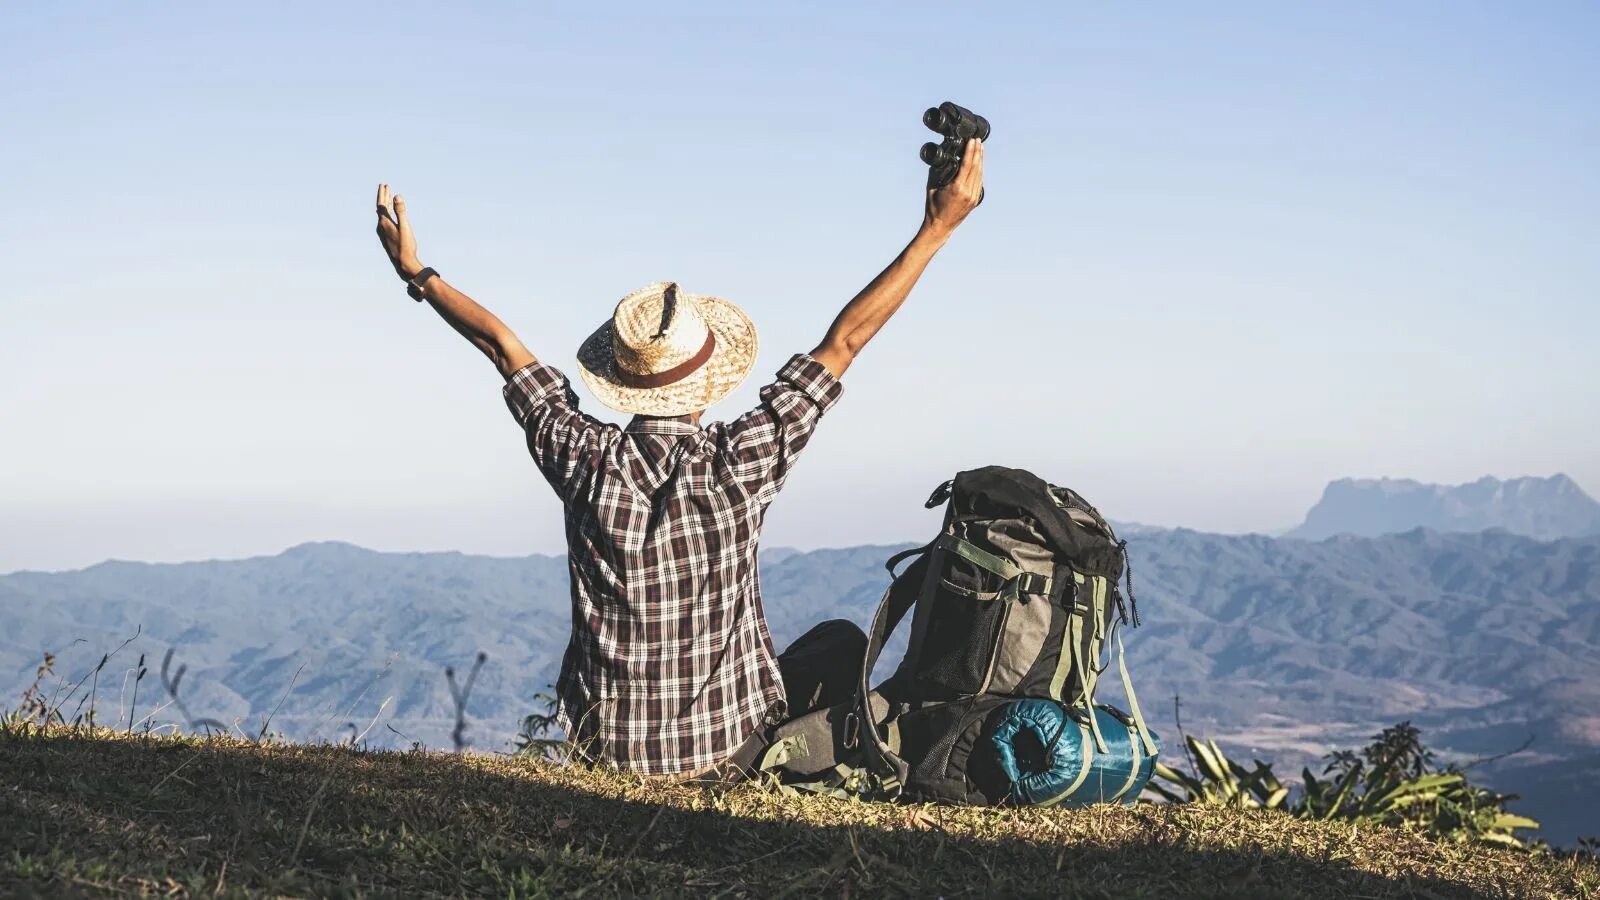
[
  {"xmin": 1289, "ymin": 473, "xmax": 1600, "ymax": 540},
  {"xmin": 3, "ymin": 477, "xmax": 1598, "ymax": 845}
]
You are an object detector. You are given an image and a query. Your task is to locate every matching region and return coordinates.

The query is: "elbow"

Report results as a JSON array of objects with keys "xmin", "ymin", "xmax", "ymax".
[
  {"xmin": 478, "ymin": 339, "xmax": 518, "ymax": 381},
  {"xmin": 491, "ymin": 334, "xmax": 534, "ymax": 380},
  {"xmin": 810, "ymin": 335, "xmax": 858, "ymax": 379},
  {"xmin": 821, "ymin": 331, "xmax": 865, "ymax": 360}
]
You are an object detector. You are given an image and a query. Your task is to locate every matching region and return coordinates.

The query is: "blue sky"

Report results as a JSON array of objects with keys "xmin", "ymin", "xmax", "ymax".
[{"xmin": 2, "ymin": 2, "xmax": 1596, "ymax": 572}]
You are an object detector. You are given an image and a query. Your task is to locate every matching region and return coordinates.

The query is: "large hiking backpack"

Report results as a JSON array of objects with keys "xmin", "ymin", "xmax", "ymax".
[{"xmin": 762, "ymin": 466, "xmax": 1161, "ymax": 807}]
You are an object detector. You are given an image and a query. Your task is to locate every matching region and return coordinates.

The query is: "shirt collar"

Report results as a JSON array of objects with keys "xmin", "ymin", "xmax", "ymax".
[{"xmin": 625, "ymin": 416, "xmax": 702, "ymax": 435}]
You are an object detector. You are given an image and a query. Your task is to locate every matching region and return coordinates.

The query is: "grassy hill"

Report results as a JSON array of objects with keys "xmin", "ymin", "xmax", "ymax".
[{"xmin": 2, "ymin": 726, "xmax": 1594, "ymax": 898}]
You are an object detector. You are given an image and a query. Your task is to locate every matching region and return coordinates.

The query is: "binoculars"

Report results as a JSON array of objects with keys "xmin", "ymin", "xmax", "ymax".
[{"xmin": 920, "ymin": 101, "xmax": 990, "ymax": 188}]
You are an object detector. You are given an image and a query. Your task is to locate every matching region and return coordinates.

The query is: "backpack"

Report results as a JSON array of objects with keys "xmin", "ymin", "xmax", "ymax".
[{"xmin": 760, "ymin": 465, "xmax": 1161, "ymax": 807}]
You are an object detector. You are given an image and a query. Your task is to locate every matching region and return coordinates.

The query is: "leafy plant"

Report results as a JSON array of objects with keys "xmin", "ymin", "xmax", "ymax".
[
  {"xmin": 1150, "ymin": 721, "xmax": 1541, "ymax": 848},
  {"xmin": 513, "ymin": 689, "xmax": 566, "ymax": 761},
  {"xmin": 1147, "ymin": 736, "xmax": 1289, "ymax": 811}
]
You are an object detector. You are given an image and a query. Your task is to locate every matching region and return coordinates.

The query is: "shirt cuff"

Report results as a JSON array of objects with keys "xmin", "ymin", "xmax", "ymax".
[
  {"xmin": 777, "ymin": 353, "xmax": 844, "ymax": 414},
  {"xmin": 503, "ymin": 361, "xmax": 574, "ymax": 428}
]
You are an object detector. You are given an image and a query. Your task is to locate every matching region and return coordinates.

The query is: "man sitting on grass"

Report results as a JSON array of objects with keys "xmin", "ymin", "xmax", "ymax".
[{"xmin": 371, "ymin": 141, "xmax": 983, "ymax": 779}]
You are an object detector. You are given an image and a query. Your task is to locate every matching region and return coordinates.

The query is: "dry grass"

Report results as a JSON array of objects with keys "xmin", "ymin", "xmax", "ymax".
[{"xmin": 2, "ymin": 724, "xmax": 1595, "ymax": 898}]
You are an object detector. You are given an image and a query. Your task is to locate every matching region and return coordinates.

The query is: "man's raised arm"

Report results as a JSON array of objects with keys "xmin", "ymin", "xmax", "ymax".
[
  {"xmin": 810, "ymin": 138, "xmax": 985, "ymax": 379},
  {"xmin": 374, "ymin": 184, "xmax": 535, "ymax": 381}
]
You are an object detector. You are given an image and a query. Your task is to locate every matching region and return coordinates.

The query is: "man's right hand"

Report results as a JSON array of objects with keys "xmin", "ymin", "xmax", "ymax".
[
  {"xmin": 923, "ymin": 138, "xmax": 985, "ymax": 238},
  {"xmin": 375, "ymin": 183, "xmax": 424, "ymax": 282}
]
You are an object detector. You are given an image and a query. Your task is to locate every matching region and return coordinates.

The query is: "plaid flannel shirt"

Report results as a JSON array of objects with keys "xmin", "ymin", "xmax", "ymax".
[{"xmin": 503, "ymin": 353, "xmax": 843, "ymax": 776}]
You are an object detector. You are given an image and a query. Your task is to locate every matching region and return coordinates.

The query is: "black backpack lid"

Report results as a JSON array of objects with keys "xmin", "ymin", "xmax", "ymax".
[{"xmin": 948, "ymin": 466, "xmax": 1125, "ymax": 580}]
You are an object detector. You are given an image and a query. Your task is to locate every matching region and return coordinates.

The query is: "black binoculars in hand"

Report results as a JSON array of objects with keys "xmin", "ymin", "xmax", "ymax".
[{"xmin": 920, "ymin": 101, "xmax": 990, "ymax": 188}]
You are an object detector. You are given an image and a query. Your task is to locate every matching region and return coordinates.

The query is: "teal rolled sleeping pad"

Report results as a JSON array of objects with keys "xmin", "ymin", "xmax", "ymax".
[{"xmin": 989, "ymin": 698, "xmax": 1161, "ymax": 807}]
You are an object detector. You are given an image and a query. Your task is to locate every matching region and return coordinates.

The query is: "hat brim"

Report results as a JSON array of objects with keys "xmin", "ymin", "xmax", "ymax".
[{"xmin": 576, "ymin": 292, "xmax": 759, "ymax": 417}]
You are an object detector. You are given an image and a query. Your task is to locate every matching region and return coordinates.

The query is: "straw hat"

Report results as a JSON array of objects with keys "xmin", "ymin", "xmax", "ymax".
[{"xmin": 576, "ymin": 282, "xmax": 759, "ymax": 417}]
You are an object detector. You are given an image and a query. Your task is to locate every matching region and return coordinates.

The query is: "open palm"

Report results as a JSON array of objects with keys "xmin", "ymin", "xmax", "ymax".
[{"xmin": 375, "ymin": 183, "xmax": 421, "ymax": 281}]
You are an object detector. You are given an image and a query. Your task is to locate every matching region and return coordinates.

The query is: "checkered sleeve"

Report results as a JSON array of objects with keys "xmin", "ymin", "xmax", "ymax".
[
  {"xmin": 503, "ymin": 362, "xmax": 612, "ymax": 500},
  {"xmin": 716, "ymin": 353, "xmax": 843, "ymax": 507}
]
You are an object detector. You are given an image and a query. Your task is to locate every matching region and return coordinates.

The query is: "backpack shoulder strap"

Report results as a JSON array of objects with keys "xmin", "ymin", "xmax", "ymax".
[{"xmin": 850, "ymin": 543, "xmax": 930, "ymax": 795}]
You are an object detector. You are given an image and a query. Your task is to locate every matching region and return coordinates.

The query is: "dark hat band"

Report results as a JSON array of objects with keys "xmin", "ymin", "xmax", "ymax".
[{"xmin": 612, "ymin": 329, "xmax": 717, "ymax": 389}]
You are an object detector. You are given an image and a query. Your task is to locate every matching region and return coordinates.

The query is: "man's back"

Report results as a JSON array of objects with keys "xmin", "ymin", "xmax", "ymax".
[{"xmin": 503, "ymin": 353, "xmax": 842, "ymax": 776}]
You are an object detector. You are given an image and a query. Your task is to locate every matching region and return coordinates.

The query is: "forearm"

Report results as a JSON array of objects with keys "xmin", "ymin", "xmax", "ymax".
[
  {"xmin": 414, "ymin": 273, "xmax": 536, "ymax": 379},
  {"xmin": 373, "ymin": 187, "xmax": 534, "ymax": 380},
  {"xmin": 812, "ymin": 222, "xmax": 952, "ymax": 377}
]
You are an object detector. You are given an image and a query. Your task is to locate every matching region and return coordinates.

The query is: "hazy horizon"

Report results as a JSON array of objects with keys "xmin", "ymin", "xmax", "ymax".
[
  {"xmin": 4, "ymin": 469, "xmax": 1595, "ymax": 576},
  {"xmin": 5, "ymin": 3, "xmax": 1597, "ymax": 573}
]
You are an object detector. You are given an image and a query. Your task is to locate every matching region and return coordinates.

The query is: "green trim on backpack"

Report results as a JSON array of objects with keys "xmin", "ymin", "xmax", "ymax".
[
  {"xmin": 1048, "ymin": 570, "xmax": 1089, "ymax": 701},
  {"xmin": 935, "ymin": 533, "xmax": 1052, "ymax": 602},
  {"xmin": 1041, "ymin": 719, "xmax": 1097, "ymax": 806},
  {"xmin": 1093, "ymin": 574, "xmax": 1107, "ymax": 642},
  {"xmin": 781, "ymin": 763, "xmax": 876, "ymax": 800},
  {"xmin": 1117, "ymin": 628, "xmax": 1158, "ymax": 756},
  {"xmin": 937, "ymin": 533, "xmax": 1017, "ymax": 580},
  {"xmin": 1069, "ymin": 576, "xmax": 1110, "ymax": 754},
  {"xmin": 758, "ymin": 734, "xmax": 810, "ymax": 771},
  {"xmin": 1108, "ymin": 711, "xmax": 1145, "ymax": 803}
]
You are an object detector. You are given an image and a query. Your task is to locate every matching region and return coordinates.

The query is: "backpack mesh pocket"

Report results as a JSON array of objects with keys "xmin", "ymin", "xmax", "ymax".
[{"xmin": 912, "ymin": 546, "xmax": 1011, "ymax": 694}]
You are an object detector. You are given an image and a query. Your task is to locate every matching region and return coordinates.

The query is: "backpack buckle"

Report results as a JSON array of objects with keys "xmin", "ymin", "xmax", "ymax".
[
  {"xmin": 842, "ymin": 711, "xmax": 861, "ymax": 750},
  {"xmin": 1005, "ymin": 571, "xmax": 1051, "ymax": 603}
]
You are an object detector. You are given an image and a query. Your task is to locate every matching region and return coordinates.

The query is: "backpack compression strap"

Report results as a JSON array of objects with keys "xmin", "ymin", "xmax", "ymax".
[{"xmin": 1116, "ymin": 626, "xmax": 1158, "ymax": 756}]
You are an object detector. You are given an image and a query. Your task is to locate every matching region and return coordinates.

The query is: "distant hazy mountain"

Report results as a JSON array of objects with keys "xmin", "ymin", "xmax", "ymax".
[
  {"xmin": 1289, "ymin": 474, "xmax": 1600, "ymax": 540},
  {"xmin": 1107, "ymin": 520, "xmax": 1172, "ymax": 537},
  {"xmin": 4, "ymin": 530, "xmax": 1598, "ymax": 843}
]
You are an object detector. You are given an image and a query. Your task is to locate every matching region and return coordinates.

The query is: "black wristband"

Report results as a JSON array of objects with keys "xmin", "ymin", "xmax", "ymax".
[{"xmin": 406, "ymin": 267, "xmax": 438, "ymax": 301}]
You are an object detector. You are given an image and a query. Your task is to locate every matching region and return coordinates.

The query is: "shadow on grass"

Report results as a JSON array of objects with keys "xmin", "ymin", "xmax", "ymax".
[{"xmin": 0, "ymin": 729, "xmax": 1569, "ymax": 898}]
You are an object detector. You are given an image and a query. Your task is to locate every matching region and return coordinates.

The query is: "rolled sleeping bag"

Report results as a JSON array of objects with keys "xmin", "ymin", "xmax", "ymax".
[{"xmin": 988, "ymin": 698, "xmax": 1161, "ymax": 807}]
